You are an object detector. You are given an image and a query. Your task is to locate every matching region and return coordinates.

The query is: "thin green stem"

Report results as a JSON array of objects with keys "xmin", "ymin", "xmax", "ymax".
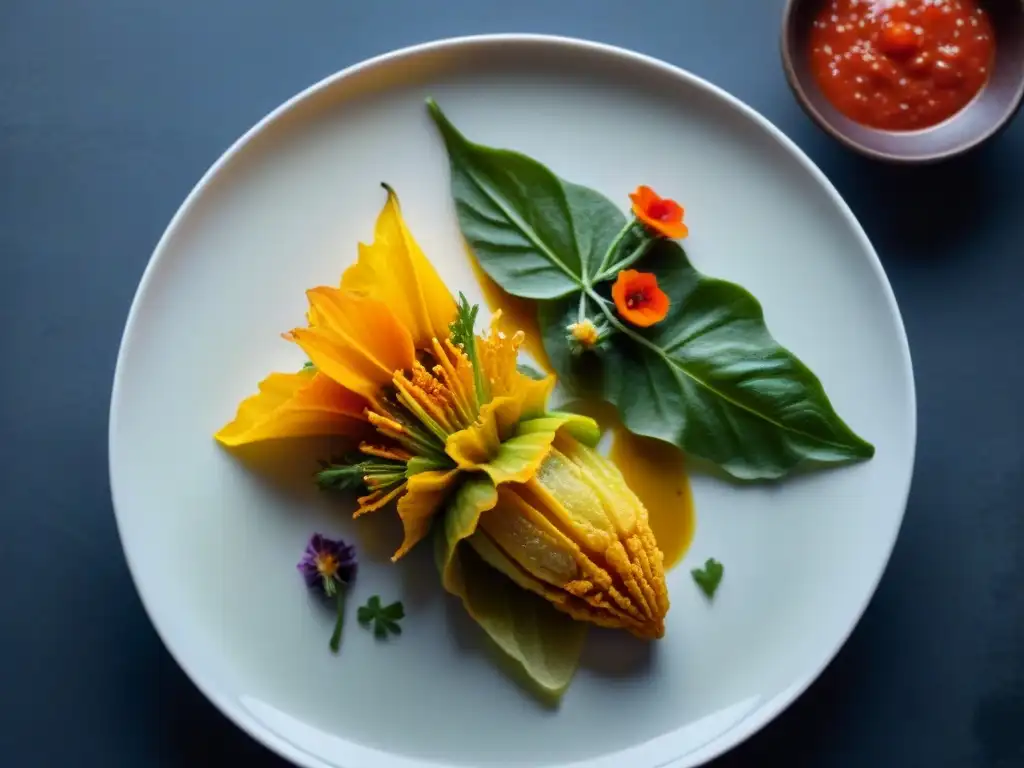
[
  {"xmin": 470, "ymin": 336, "xmax": 488, "ymax": 409},
  {"xmin": 595, "ymin": 236, "xmax": 655, "ymax": 282},
  {"xmin": 588, "ymin": 288, "xmax": 644, "ymax": 339},
  {"xmin": 595, "ymin": 218, "xmax": 637, "ymax": 277},
  {"xmin": 387, "ymin": 412, "xmax": 448, "ymax": 462},
  {"xmin": 576, "ymin": 292, "xmax": 587, "ymax": 323},
  {"xmin": 329, "ymin": 587, "xmax": 347, "ymax": 653}
]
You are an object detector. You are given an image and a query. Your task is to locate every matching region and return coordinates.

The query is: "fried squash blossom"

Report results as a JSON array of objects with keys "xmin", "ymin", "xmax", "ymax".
[{"xmin": 216, "ymin": 187, "xmax": 669, "ymax": 694}]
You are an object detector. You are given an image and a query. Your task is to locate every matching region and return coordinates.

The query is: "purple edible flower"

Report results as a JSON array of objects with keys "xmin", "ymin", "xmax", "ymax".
[
  {"xmin": 298, "ymin": 533, "xmax": 358, "ymax": 594},
  {"xmin": 298, "ymin": 533, "xmax": 358, "ymax": 652}
]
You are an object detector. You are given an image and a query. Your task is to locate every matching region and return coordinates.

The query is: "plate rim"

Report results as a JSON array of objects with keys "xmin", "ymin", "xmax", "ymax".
[{"xmin": 108, "ymin": 32, "xmax": 917, "ymax": 768}]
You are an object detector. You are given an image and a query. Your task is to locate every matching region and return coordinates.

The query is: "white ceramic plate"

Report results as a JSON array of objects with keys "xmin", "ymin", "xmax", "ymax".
[{"xmin": 109, "ymin": 35, "xmax": 916, "ymax": 768}]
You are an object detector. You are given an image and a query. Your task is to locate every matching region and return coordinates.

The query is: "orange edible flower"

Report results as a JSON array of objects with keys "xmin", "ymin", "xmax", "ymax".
[
  {"xmin": 629, "ymin": 185, "xmax": 688, "ymax": 240},
  {"xmin": 611, "ymin": 270, "xmax": 670, "ymax": 328}
]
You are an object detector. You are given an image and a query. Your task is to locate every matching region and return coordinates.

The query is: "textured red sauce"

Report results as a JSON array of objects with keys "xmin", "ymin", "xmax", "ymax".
[{"xmin": 809, "ymin": 0, "xmax": 995, "ymax": 131}]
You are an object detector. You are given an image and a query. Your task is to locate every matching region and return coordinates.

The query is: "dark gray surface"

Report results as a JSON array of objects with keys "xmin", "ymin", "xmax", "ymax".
[{"xmin": 1, "ymin": 1, "xmax": 1021, "ymax": 766}]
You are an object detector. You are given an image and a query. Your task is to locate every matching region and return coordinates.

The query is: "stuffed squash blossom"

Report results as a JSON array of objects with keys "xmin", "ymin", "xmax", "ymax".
[{"xmin": 216, "ymin": 186, "xmax": 669, "ymax": 695}]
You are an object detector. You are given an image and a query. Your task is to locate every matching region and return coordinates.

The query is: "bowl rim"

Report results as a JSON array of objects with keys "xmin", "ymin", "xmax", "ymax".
[{"xmin": 780, "ymin": 0, "xmax": 1024, "ymax": 164}]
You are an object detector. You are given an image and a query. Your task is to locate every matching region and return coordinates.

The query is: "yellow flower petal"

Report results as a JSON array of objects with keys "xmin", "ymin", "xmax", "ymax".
[
  {"xmin": 474, "ymin": 314, "xmax": 554, "ymax": 419},
  {"xmin": 445, "ymin": 401, "xmax": 598, "ymax": 487},
  {"xmin": 289, "ymin": 287, "xmax": 415, "ymax": 403},
  {"xmin": 445, "ymin": 396, "xmax": 553, "ymax": 485},
  {"xmin": 341, "ymin": 186, "xmax": 457, "ymax": 349},
  {"xmin": 517, "ymin": 375, "xmax": 556, "ymax": 420},
  {"xmin": 215, "ymin": 368, "xmax": 367, "ymax": 447},
  {"xmin": 392, "ymin": 468, "xmax": 460, "ymax": 561},
  {"xmin": 445, "ymin": 396, "xmax": 522, "ymax": 470}
]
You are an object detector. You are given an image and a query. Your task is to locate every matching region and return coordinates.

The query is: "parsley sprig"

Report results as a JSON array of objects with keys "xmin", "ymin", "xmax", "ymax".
[
  {"xmin": 357, "ymin": 595, "xmax": 405, "ymax": 639},
  {"xmin": 449, "ymin": 293, "xmax": 487, "ymax": 407}
]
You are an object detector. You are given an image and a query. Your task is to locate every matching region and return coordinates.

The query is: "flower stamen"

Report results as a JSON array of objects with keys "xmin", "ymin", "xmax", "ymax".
[
  {"xmin": 358, "ymin": 443, "xmax": 412, "ymax": 462},
  {"xmin": 356, "ymin": 484, "xmax": 407, "ymax": 516}
]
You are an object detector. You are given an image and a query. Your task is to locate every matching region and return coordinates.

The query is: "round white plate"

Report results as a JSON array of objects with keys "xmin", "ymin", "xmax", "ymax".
[{"xmin": 109, "ymin": 35, "xmax": 916, "ymax": 768}]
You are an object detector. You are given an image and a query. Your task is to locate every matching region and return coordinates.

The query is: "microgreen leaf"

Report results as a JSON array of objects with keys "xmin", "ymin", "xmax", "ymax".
[
  {"xmin": 691, "ymin": 558, "xmax": 724, "ymax": 599},
  {"xmin": 448, "ymin": 292, "xmax": 478, "ymax": 351},
  {"xmin": 449, "ymin": 292, "xmax": 487, "ymax": 406},
  {"xmin": 357, "ymin": 595, "xmax": 405, "ymax": 639},
  {"xmin": 302, "ymin": 360, "xmax": 316, "ymax": 370}
]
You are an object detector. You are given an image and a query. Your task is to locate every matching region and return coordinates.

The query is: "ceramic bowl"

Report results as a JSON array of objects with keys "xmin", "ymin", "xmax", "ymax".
[{"xmin": 781, "ymin": 0, "xmax": 1024, "ymax": 163}]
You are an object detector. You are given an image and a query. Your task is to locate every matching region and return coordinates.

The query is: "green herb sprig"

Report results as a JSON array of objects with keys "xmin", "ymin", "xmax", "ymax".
[
  {"xmin": 315, "ymin": 456, "xmax": 407, "ymax": 493},
  {"xmin": 449, "ymin": 292, "xmax": 487, "ymax": 407},
  {"xmin": 691, "ymin": 558, "xmax": 724, "ymax": 599},
  {"xmin": 357, "ymin": 595, "xmax": 405, "ymax": 639}
]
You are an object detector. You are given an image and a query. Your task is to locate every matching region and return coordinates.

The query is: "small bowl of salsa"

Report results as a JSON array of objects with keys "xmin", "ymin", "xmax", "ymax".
[{"xmin": 782, "ymin": 0, "xmax": 1024, "ymax": 162}]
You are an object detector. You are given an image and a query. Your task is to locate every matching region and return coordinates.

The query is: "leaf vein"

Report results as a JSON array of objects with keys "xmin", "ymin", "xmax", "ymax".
[
  {"xmin": 590, "ymin": 290, "xmax": 860, "ymax": 452},
  {"xmin": 460, "ymin": 166, "xmax": 582, "ymax": 287}
]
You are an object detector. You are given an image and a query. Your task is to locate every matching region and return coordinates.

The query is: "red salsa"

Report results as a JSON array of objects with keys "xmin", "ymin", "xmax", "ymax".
[{"xmin": 809, "ymin": 0, "xmax": 995, "ymax": 131}]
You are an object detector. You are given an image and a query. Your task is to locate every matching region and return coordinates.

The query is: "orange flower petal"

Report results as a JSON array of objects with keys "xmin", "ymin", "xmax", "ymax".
[
  {"xmin": 289, "ymin": 287, "xmax": 416, "ymax": 403},
  {"xmin": 215, "ymin": 368, "xmax": 368, "ymax": 447},
  {"xmin": 611, "ymin": 270, "xmax": 670, "ymax": 328},
  {"xmin": 628, "ymin": 185, "xmax": 658, "ymax": 212},
  {"xmin": 629, "ymin": 185, "xmax": 688, "ymax": 240}
]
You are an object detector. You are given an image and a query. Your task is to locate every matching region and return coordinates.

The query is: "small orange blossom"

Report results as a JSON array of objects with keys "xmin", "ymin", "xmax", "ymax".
[
  {"xmin": 612, "ymin": 270, "xmax": 670, "ymax": 328},
  {"xmin": 629, "ymin": 185, "xmax": 688, "ymax": 240}
]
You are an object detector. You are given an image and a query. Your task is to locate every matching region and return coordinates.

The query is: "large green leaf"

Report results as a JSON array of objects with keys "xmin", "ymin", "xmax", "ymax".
[
  {"xmin": 427, "ymin": 99, "xmax": 625, "ymax": 299},
  {"xmin": 428, "ymin": 98, "xmax": 873, "ymax": 481},
  {"xmin": 542, "ymin": 242, "xmax": 875, "ymax": 480},
  {"xmin": 435, "ymin": 476, "xmax": 587, "ymax": 698}
]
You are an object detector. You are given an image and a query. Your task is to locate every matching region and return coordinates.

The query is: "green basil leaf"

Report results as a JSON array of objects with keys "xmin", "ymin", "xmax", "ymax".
[
  {"xmin": 427, "ymin": 99, "xmax": 624, "ymax": 299},
  {"xmin": 435, "ymin": 477, "xmax": 586, "ymax": 698},
  {"xmin": 543, "ymin": 242, "xmax": 875, "ymax": 480}
]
